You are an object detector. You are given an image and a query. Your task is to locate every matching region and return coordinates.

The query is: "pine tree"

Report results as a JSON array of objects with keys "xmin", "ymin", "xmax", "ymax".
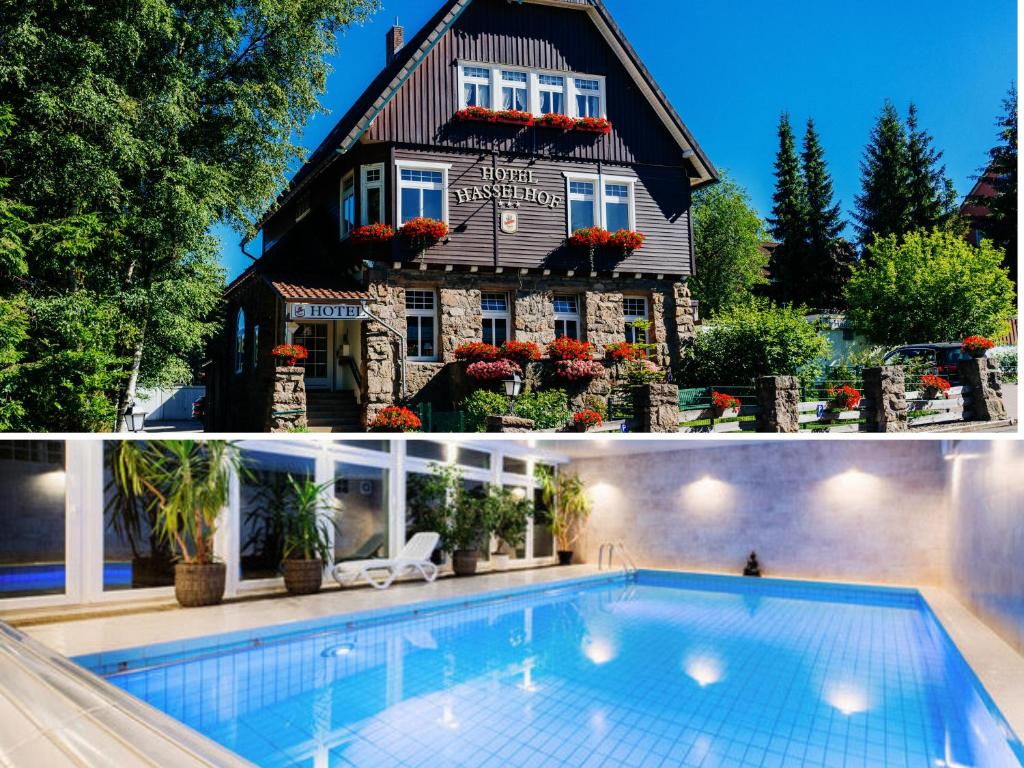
[
  {"xmin": 801, "ymin": 118, "xmax": 849, "ymax": 308},
  {"xmin": 972, "ymin": 84, "xmax": 1017, "ymax": 283},
  {"xmin": 905, "ymin": 103, "xmax": 958, "ymax": 231},
  {"xmin": 767, "ymin": 114, "xmax": 809, "ymax": 304},
  {"xmin": 854, "ymin": 101, "xmax": 914, "ymax": 249}
]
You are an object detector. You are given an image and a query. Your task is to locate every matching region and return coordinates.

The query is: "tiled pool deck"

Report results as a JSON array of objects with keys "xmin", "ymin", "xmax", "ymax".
[{"xmin": 2, "ymin": 567, "xmax": 1023, "ymax": 767}]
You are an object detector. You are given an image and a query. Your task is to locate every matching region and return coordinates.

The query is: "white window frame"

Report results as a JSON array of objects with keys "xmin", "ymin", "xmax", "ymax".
[
  {"xmin": 500, "ymin": 69, "xmax": 530, "ymax": 112},
  {"xmin": 481, "ymin": 292, "xmax": 511, "ymax": 347},
  {"xmin": 340, "ymin": 171, "xmax": 356, "ymax": 240},
  {"xmin": 537, "ymin": 73, "xmax": 567, "ymax": 116},
  {"xmin": 394, "ymin": 160, "xmax": 451, "ymax": 225},
  {"xmin": 234, "ymin": 308, "xmax": 246, "ymax": 374},
  {"xmin": 457, "ymin": 60, "xmax": 606, "ymax": 119},
  {"xmin": 624, "ymin": 296, "xmax": 649, "ymax": 343},
  {"xmin": 252, "ymin": 324, "xmax": 260, "ymax": 369},
  {"xmin": 567, "ymin": 177, "xmax": 598, "ymax": 234},
  {"xmin": 406, "ymin": 289, "xmax": 439, "ymax": 362},
  {"xmin": 563, "ymin": 172, "xmax": 637, "ymax": 236},
  {"xmin": 459, "ymin": 64, "xmax": 493, "ymax": 109},
  {"xmin": 553, "ymin": 294, "xmax": 581, "ymax": 340},
  {"xmin": 360, "ymin": 164, "xmax": 385, "ymax": 226},
  {"xmin": 572, "ymin": 76, "xmax": 606, "ymax": 119}
]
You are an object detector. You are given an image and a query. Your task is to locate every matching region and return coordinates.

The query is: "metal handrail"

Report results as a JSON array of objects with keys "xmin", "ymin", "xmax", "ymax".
[{"xmin": 598, "ymin": 541, "xmax": 638, "ymax": 575}]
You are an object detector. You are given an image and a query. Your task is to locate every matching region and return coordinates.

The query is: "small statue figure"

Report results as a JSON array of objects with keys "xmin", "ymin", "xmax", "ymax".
[{"xmin": 743, "ymin": 551, "xmax": 762, "ymax": 578}]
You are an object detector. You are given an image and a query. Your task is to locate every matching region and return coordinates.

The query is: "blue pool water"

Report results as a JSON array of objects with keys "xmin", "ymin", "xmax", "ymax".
[{"xmin": 79, "ymin": 572, "xmax": 1023, "ymax": 768}]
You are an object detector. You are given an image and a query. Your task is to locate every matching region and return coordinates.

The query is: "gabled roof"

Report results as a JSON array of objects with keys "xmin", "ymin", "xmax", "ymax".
[{"xmin": 256, "ymin": 0, "xmax": 718, "ymax": 234}]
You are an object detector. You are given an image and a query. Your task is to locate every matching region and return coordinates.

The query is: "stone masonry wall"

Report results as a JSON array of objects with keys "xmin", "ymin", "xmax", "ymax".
[{"xmin": 363, "ymin": 269, "xmax": 696, "ymax": 415}]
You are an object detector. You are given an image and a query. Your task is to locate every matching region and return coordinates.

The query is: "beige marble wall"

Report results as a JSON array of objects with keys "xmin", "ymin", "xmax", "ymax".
[
  {"xmin": 570, "ymin": 441, "xmax": 952, "ymax": 586},
  {"xmin": 947, "ymin": 440, "xmax": 1024, "ymax": 654}
]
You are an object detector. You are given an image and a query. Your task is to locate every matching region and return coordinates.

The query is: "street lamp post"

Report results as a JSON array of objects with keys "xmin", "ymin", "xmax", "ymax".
[{"xmin": 503, "ymin": 373, "xmax": 523, "ymax": 416}]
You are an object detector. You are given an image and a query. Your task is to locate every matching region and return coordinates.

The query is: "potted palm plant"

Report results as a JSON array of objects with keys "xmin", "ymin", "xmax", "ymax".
[
  {"xmin": 114, "ymin": 441, "xmax": 241, "ymax": 607},
  {"xmin": 485, "ymin": 485, "xmax": 533, "ymax": 571},
  {"xmin": 281, "ymin": 476, "xmax": 336, "ymax": 595},
  {"xmin": 536, "ymin": 466, "xmax": 591, "ymax": 566}
]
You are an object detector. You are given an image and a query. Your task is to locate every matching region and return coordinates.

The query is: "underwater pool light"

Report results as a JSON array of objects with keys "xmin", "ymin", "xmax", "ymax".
[{"xmin": 322, "ymin": 642, "xmax": 355, "ymax": 658}]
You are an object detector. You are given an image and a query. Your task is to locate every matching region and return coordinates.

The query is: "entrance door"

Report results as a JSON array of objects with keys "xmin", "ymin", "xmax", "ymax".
[{"xmin": 293, "ymin": 323, "xmax": 332, "ymax": 390}]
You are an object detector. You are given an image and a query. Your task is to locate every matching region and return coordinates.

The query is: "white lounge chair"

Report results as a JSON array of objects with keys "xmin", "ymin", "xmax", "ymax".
[{"xmin": 332, "ymin": 532, "xmax": 441, "ymax": 590}]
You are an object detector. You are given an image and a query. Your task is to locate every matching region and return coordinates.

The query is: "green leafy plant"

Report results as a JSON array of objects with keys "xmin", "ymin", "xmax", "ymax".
[
  {"xmin": 462, "ymin": 389, "xmax": 571, "ymax": 432},
  {"xmin": 406, "ymin": 462, "xmax": 462, "ymax": 549},
  {"xmin": 446, "ymin": 481, "xmax": 492, "ymax": 554},
  {"xmin": 534, "ymin": 466, "xmax": 591, "ymax": 553},
  {"xmin": 994, "ymin": 349, "xmax": 1018, "ymax": 384},
  {"xmin": 482, "ymin": 485, "xmax": 533, "ymax": 556},
  {"xmin": 282, "ymin": 476, "xmax": 336, "ymax": 563},
  {"xmin": 111, "ymin": 441, "xmax": 241, "ymax": 565},
  {"xmin": 681, "ymin": 298, "xmax": 831, "ymax": 387}
]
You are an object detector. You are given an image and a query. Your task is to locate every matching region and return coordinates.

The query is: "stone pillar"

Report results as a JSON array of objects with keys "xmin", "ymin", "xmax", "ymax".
[
  {"xmin": 266, "ymin": 366, "xmax": 308, "ymax": 432},
  {"xmin": 633, "ymin": 383, "xmax": 679, "ymax": 433},
  {"xmin": 958, "ymin": 358, "xmax": 1008, "ymax": 421},
  {"xmin": 863, "ymin": 366, "xmax": 908, "ymax": 433},
  {"xmin": 755, "ymin": 376, "xmax": 800, "ymax": 433},
  {"xmin": 362, "ymin": 282, "xmax": 402, "ymax": 430},
  {"xmin": 487, "ymin": 415, "xmax": 536, "ymax": 433}
]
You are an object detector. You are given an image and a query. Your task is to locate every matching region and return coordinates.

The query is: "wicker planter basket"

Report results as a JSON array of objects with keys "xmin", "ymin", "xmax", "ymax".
[
  {"xmin": 283, "ymin": 559, "xmax": 324, "ymax": 595},
  {"xmin": 174, "ymin": 562, "xmax": 226, "ymax": 608}
]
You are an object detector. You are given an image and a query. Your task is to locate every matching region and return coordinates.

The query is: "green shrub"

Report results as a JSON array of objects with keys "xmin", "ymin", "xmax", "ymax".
[
  {"xmin": 994, "ymin": 349, "xmax": 1018, "ymax": 384},
  {"xmin": 461, "ymin": 388, "xmax": 571, "ymax": 432},
  {"xmin": 681, "ymin": 298, "xmax": 831, "ymax": 387},
  {"xmin": 514, "ymin": 390, "xmax": 571, "ymax": 430}
]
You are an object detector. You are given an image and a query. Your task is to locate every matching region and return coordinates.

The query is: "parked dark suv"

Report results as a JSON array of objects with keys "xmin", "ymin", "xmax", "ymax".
[{"xmin": 882, "ymin": 343, "xmax": 973, "ymax": 377}]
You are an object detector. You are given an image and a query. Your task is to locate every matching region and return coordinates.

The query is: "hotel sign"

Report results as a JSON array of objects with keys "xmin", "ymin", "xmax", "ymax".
[
  {"xmin": 288, "ymin": 304, "xmax": 370, "ymax": 321},
  {"xmin": 454, "ymin": 164, "xmax": 564, "ymax": 211}
]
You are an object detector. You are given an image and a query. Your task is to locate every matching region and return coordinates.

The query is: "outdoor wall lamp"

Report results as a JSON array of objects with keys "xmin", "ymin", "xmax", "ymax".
[
  {"xmin": 125, "ymin": 409, "xmax": 147, "ymax": 433},
  {"xmin": 503, "ymin": 373, "xmax": 523, "ymax": 414}
]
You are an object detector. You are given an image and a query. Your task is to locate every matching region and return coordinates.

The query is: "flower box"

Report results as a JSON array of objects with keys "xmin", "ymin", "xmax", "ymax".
[
  {"xmin": 500, "ymin": 340, "xmax": 542, "ymax": 366},
  {"xmin": 455, "ymin": 342, "xmax": 500, "ymax": 363},
  {"xmin": 400, "ymin": 217, "xmax": 449, "ymax": 249},
  {"xmin": 536, "ymin": 113, "xmax": 575, "ymax": 131},
  {"xmin": 574, "ymin": 117, "xmax": 612, "ymax": 135},
  {"xmin": 494, "ymin": 110, "xmax": 535, "ymax": 127},
  {"xmin": 919, "ymin": 374, "xmax": 951, "ymax": 400},
  {"xmin": 455, "ymin": 107, "xmax": 496, "ymax": 124},
  {"xmin": 548, "ymin": 336, "xmax": 594, "ymax": 361},
  {"xmin": 271, "ymin": 344, "xmax": 308, "ymax": 367},
  {"xmin": 350, "ymin": 223, "xmax": 395, "ymax": 245},
  {"xmin": 467, "ymin": 359, "xmax": 523, "ymax": 382},
  {"xmin": 711, "ymin": 391, "xmax": 742, "ymax": 418},
  {"xmin": 369, "ymin": 406, "xmax": 422, "ymax": 433},
  {"xmin": 609, "ymin": 229, "xmax": 646, "ymax": 252},
  {"xmin": 568, "ymin": 227, "xmax": 611, "ymax": 250},
  {"xmin": 961, "ymin": 336, "xmax": 995, "ymax": 359}
]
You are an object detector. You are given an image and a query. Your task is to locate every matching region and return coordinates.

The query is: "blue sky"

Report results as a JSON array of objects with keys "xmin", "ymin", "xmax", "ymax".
[{"xmin": 218, "ymin": 0, "xmax": 1016, "ymax": 281}]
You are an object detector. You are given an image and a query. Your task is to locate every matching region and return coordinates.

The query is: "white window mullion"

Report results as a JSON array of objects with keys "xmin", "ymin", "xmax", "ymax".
[
  {"xmin": 315, "ymin": 449, "xmax": 335, "ymax": 571},
  {"xmin": 66, "ymin": 440, "xmax": 101, "ymax": 605},
  {"xmin": 490, "ymin": 67, "xmax": 501, "ymax": 110},
  {"xmin": 529, "ymin": 72, "xmax": 540, "ymax": 116},
  {"xmin": 217, "ymin": 465, "xmax": 241, "ymax": 598},
  {"xmin": 525, "ymin": 457, "xmax": 536, "ymax": 562},
  {"xmin": 566, "ymin": 77, "xmax": 578, "ymax": 118},
  {"xmin": 391, "ymin": 446, "xmax": 406, "ymax": 558}
]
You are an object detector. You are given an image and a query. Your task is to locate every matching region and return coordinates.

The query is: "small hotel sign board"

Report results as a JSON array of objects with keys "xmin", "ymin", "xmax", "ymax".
[{"xmin": 288, "ymin": 304, "xmax": 369, "ymax": 321}]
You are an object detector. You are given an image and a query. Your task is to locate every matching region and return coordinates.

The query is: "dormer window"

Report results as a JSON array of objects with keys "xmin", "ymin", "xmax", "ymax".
[{"xmin": 458, "ymin": 62, "xmax": 605, "ymax": 119}]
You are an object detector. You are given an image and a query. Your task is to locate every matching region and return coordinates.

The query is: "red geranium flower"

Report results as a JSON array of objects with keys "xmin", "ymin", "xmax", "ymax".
[
  {"xmin": 271, "ymin": 344, "xmax": 309, "ymax": 366},
  {"xmin": 574, "ymin": 117, "xmax": 612, "ymax": 134},
  {"xmin": 455, "ymin": 342, "xmax": 500, "ymax": 363},
  {"xmin": 609, "ymin": 229, "xmax": 646, "ymax": 252},
  {"xmin": 573, "ymin": 409, "xmax": 603, "ymax": 429},
  {"xmin": 501, "ymin": 340, "xmax": 542, "ymax": 365},
  {"xmin": 548, "ymin": 336, "xmax": 594, "ymax": 361},
  {"xmin": 920, "ymin": 375, "xmax": 952, "ymax": 399},
  {"xmin": 495, "ymin": 109, "xmax": 534, "ymax": 126},
  {"xmin": 711, "ymin": 392, "xmax": 742, "ymax": 413},
  {"xmin": 605, "ymin": 342, "xmax": 643, "ymax": 362},
  {"xmin": 554, "ymin": 359, "xmax": 605, "ymax": 381},
  {"xmin": 536, "ymin": 113, "xmax": 576, "ymax": 130},
  {"xmin": 369, "ymin": 407, "xmax": 422, "ymax": 433},
  {"xmin": 827, "ymin": 384, "xmax": 862, "ymax": 410},
  {"xmin": 961, "ymin": 336, "xmax": 995, "ymax": 357},
  {"xmin": 568, "ymin": 227, "xmax": 611, "ymax": 249},
  {"xmin": 455, "ymin": 106, "xmax": 496, "ymax": 123},
  {"xmin": 400, "ymin": 217, "xmax": 449, "ymax": 248},
  {"xmin": 466, "ymin": 359, "xmax": 523, "ymax": 382},
  {"xmin": 350, "ymin": 223, "xmax": 395, "ymax": 245}
]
